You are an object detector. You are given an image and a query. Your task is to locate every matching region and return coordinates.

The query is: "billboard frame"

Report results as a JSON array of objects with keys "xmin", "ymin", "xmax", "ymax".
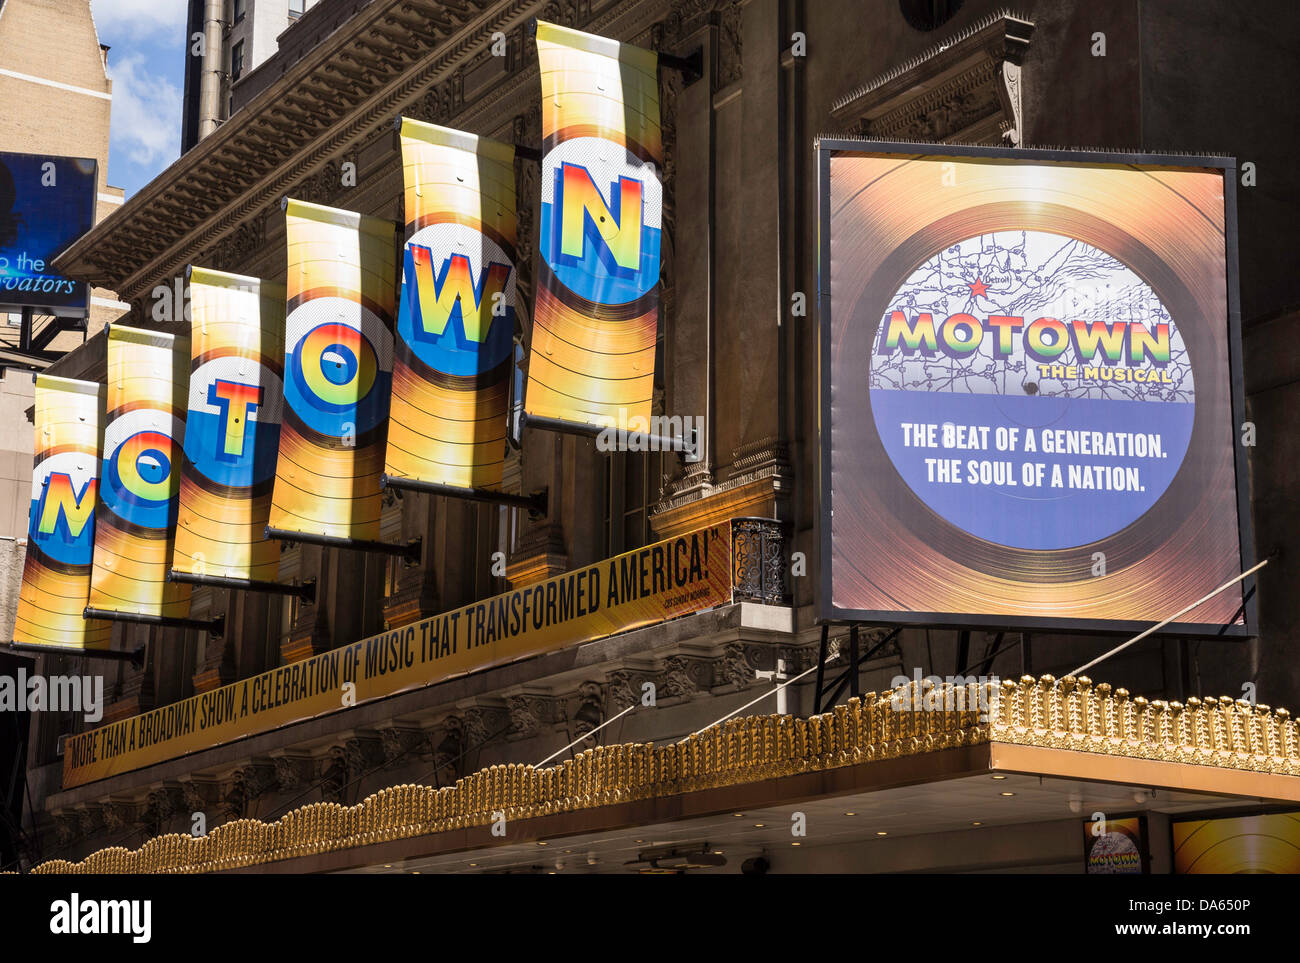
[{"xmin": 815, "ymin": 139, "xmax": 1256, "ymax": 638}]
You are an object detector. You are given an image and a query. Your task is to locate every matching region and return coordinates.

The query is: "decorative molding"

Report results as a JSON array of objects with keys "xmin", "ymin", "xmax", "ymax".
[
  {"xmin": 570, "ymin": 682, "xmax": 607, "ymax": 743},
  {"xmin": 213, "ymin": 210, "xmax": 268, "ymax": 271},
  {"xmin": 662, "ymin": 654, "xmax": 709, "ymax": 700},
  {"xmin": 506, "ymin": 691, "xmax": 562, "ymax": 740},
  {"xmin": 319, "ymin": 746, "xmax": 351, "ymax": 805},
  {"xmin": 651, "ymin": 474, "xmax": 783, "ymax": 539},
  {"xmin": 271, "ymin": 753, "xmax": 313, "ymax": 793},
  {"xmin": 378, "ymin": 725, "xmax": 427, "ymax": 766},
  {"xmin": 507, "ymin": 523, "xmax": 569, "ymax": 587},
  {"xmin": 831, "ymin": 9, "xmax": 1034, "ymax": 146},
  {"xmin": 178, "ymin": 776, "xmax": 218, "ymax": 817},
  {"xmin": 34, "ymin": 676, "xmax": 1300, "ymax": 874},
  {"xmin": 717, "ymin": 643, "xmax": 757, "ymax": 691}
]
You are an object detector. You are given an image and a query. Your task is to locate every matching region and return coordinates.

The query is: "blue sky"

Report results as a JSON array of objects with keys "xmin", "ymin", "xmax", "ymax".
[{"xmin": 90, "ymin": 0, "xmax": 189, "ymax": 198}]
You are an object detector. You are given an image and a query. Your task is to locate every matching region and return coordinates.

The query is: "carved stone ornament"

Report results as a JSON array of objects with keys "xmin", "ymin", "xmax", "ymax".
[
  {"xmin": 719, "ymin": 643, "xmax": 756, "ymax": 691},
  {"xmin": 273, "ymin": 754, "xmax": 310, "ymax": 793},
  {"xmin": 607, "ymin": 670, "xmax": 641, "ymax": 712},
  {"xmin": 663, "ymin": 655, "xmax": 706, "ymax": 699},
  {"xmin": 320, "ymin": 746, "xmax": 350, "ymax": 804},
  {"xmin": 831, "ymin": 10, "xmax": 1034, "ymax": 146}
]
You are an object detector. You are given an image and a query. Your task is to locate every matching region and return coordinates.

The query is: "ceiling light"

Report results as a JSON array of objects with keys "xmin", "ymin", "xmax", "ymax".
[
  {"xmin": 844, "ymin": 811, "xmax": 857, "ymax": 816},
  {"xmin": 971, "ymin": 821, "xmax": 982, "ymax": 826},
  {"xmin": 537, "ymin": 841, "xmax": 548, "ymax": 846},
  {"xmin": 991, "ymin": 774, "xmax": 1008, "ymax": 780},
  {"xmin": 876, "ymin": 831, "xmax": 888, "ymax": 837},
  {"xmin": 753, "ymin": 823, "xmax": 765, "ymax": 828},
  {"xmin": 1000, "ymin": 791, "xmax": 1015, "ymax": 797},
  {"xmin": 791, "ymin": 842, "xmax": 801, "ymax": 847}
]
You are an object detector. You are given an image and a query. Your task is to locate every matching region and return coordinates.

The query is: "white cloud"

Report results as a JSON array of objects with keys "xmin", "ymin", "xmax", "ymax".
[
  {"xmin": 91, "ymin": 0, "xmax": 188, "ymax": 38},
  {"xmin": 107, "ymin": 52, "xmax": 181, "ymax": 171}
]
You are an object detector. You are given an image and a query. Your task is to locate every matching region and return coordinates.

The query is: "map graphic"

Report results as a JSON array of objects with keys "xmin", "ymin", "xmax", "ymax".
[{"xmin": 868, "ymin": 231, "xmax": 1195, "ymax": 550}]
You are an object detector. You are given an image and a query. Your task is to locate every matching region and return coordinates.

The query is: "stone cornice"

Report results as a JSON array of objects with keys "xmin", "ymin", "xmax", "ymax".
[{"xmin": 830, "ymin": 8, "xmax": 1033, "ymax": 146}]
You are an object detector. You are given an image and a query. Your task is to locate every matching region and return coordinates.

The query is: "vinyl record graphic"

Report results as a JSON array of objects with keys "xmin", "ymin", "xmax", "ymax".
[
  {"xmin": 1174, "ymin": 813, "xmax": 1300, "ymax": 874},
  {"xmin": 819, "ymin": 144, "xmax": 1251, "ymax": 632}
]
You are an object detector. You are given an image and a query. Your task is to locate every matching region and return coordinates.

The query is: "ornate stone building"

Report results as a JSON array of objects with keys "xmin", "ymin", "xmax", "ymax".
[{"xmin": 9, "ymin": 0, "xmax": 1300, "ymax": 873}]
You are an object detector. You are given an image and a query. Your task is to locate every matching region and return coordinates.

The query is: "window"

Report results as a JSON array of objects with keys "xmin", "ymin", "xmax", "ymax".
[
  {"xmin": 602, "ymin": 449, "xmax": 668, "ymax": 557},
  {"xmin": 508, "ymin": 338, "xmax": 526, "ymax": 448},
  {"xmin": 231, "ymin": 40, "xmax": 244, "ymax": 81},
  {"xmin": 289, "ymin": 0, "xmax": 306, "ymax": 19},
  {"xmin": 234, "ymin": 0, "xmax": 246, "ymax": 24}
]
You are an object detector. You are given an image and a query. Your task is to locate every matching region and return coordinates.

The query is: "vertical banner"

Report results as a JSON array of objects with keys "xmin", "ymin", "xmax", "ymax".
[
  {"xmin": 385, "ymin": 118, "xmax": 516, "ymax": 492},
  {"xmin": 525, "ymin": 21, "xmax": 662, "ymax": 433},
  {"xmin": 11, "ymin": 376, "xmax": 111, "ymax": 650},
  {"xmin": 268, "ymin": 198, "xmax": 396, "ymax": 542},
  {"xmin": 173, "ymin": 267, "xmax": 286, "ymax": 582},
  {"xmin": 89, "ymin": 326, "xmax": 192, "ymax": 619}
]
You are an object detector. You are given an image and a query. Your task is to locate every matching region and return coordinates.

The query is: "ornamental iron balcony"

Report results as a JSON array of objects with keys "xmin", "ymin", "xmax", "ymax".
[{"xmin": 730, "ymin": 517, "xmax": 789, "ymax": 605}]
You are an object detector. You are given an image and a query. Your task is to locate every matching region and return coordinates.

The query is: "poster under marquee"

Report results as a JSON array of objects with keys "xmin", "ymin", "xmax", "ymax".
[{"xmin": 817, "ymin": 142, "xmax": 1253, "ymax": 635}]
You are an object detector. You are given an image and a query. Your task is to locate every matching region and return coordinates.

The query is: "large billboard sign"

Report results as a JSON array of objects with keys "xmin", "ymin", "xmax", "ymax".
[
  {"xmin": 817, "ymin": 142, "xmax": 1252, "ymax": 635},
  {"xmin": 0, "ymin": 152, "xmax": 96, "ymax": 314}
]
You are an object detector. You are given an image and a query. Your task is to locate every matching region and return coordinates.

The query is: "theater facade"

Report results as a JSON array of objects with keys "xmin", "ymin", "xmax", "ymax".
[{"xmin": 10, "ymin": 0, "xmax": 1300, "ymax": 874}]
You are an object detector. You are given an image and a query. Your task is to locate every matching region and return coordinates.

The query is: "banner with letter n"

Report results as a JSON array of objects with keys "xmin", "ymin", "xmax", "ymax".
[
  {"xmin": 385, "ymin": 118, "xmax": 516, "ymax": 495},
  {"xmin": 10, "ymin": 375, "xmax": 112, "ymax": 652},
  {"xmin": 268, "ymin": 200, "xmax": 411, "ymax": 557},
  {"xmin": 172, "ymin": 267, "xmax": 294, "ymax": 593},
  {"xmin": 524, "ymin": 21, "xmax": 662, "ymax": 436},
  {"xmin": 88, "ymin": 325, "xmax": 193, "ymax": 623}
]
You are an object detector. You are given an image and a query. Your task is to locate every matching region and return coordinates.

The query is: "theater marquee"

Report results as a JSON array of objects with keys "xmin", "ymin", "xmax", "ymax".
[
  {"xmin": 817, "ymin": 141, "xmax": 1254, "ymax": 634},
  {"xmin": 62, "ymin": 523, "xmax": 732, "ymax": 788}
]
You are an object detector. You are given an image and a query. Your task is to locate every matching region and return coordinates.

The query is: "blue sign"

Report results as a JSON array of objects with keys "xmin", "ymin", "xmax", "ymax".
[{"xmin": 0, "ymin": 152, "xmax": 97, "ymax": 312}]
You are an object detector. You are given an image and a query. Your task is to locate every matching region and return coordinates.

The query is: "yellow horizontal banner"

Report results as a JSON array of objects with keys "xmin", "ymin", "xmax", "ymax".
[{"xmin": 62, "ymin": 523, "xmax": 734, "ymax": 789}]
